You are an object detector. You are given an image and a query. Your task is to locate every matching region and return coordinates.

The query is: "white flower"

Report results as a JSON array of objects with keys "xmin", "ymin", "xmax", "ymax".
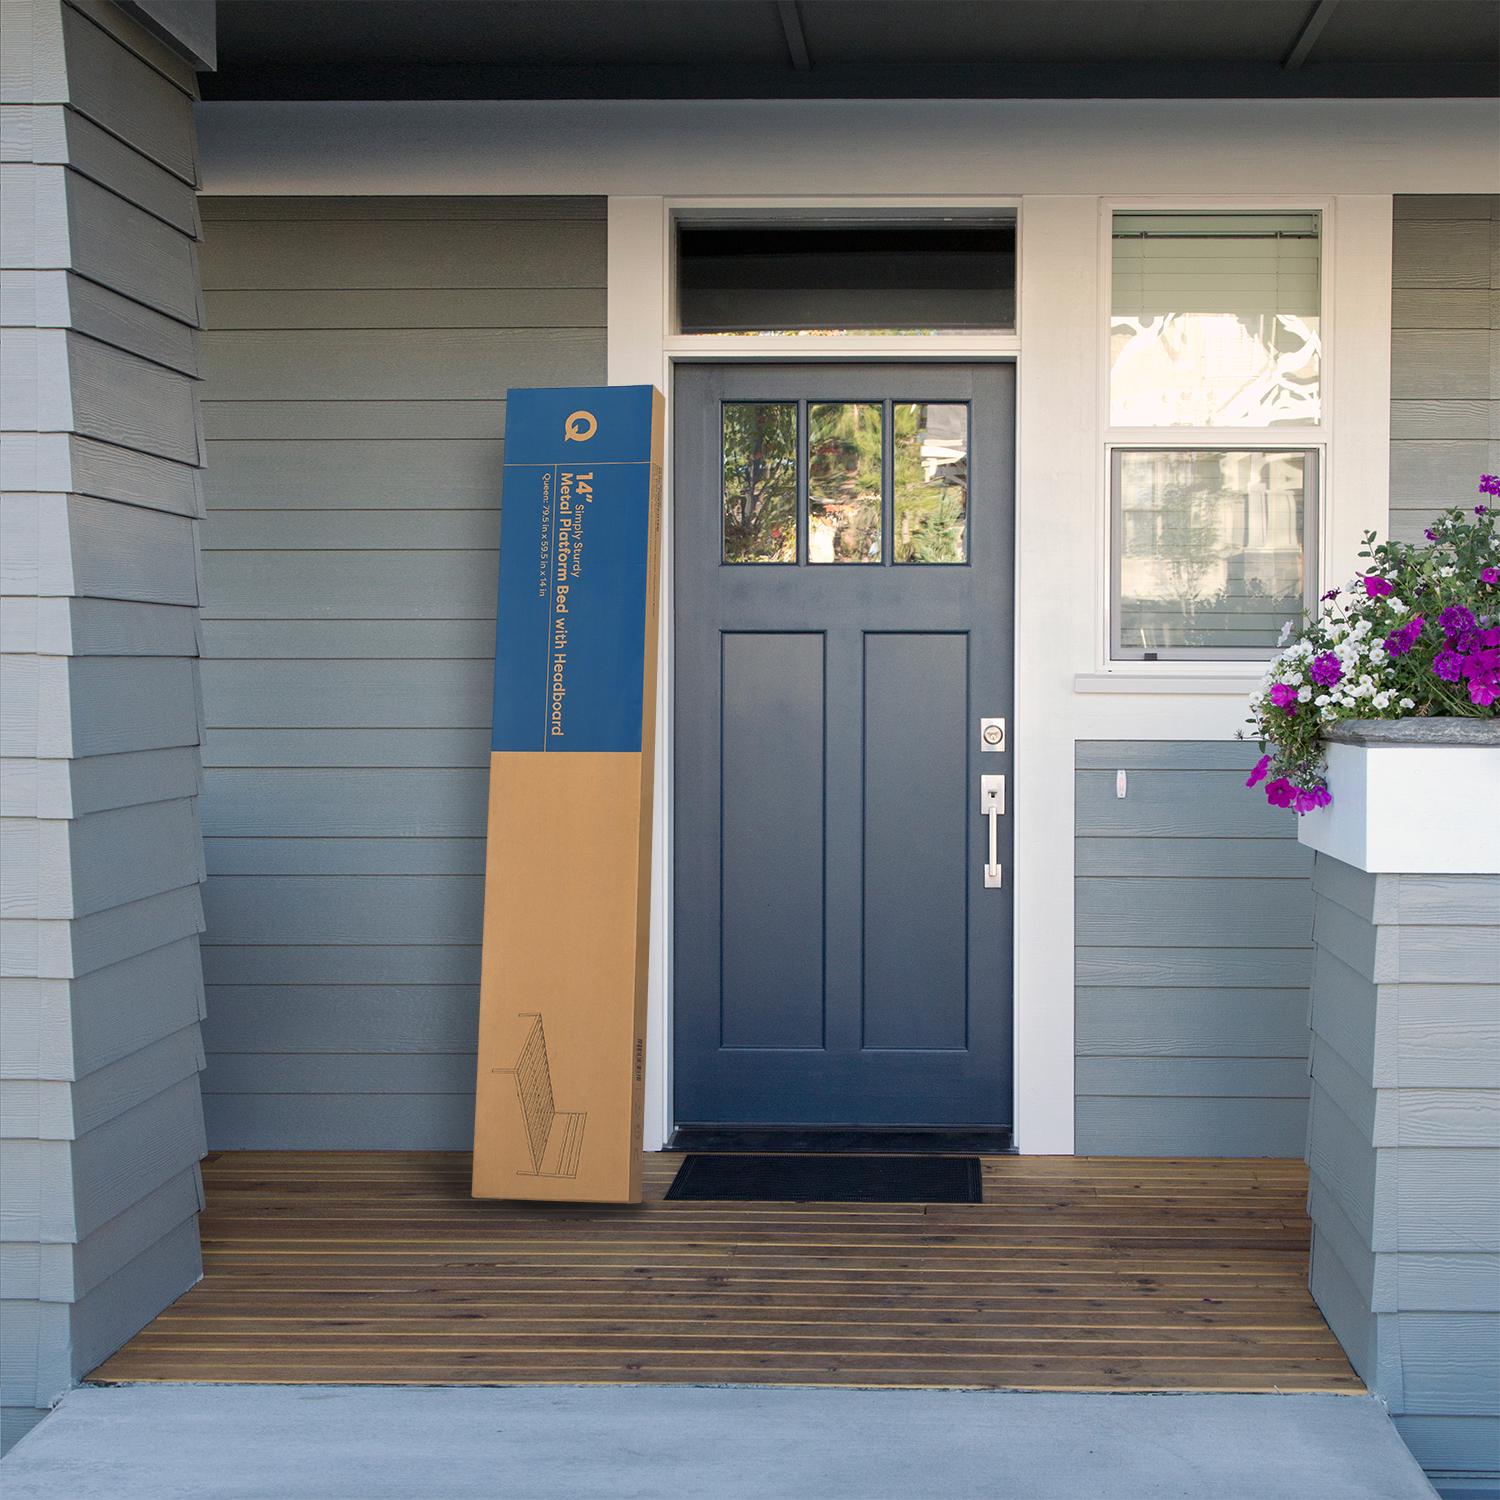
[
  {"xmin": 1389, "ymin": 599, "xmax": 1407, "ymax": 613},
  {"xmin": 1373, "ymin": 692, "xmax": 1391, "ymax": 710},
  {"xmin": 1315, "ymin": 694, "xmax": 1330, "ymax": 706},
  {"xmin": 1400, "ymin": 697, "xmax": 1415, "ymax": 710},
  {"xmin": 1298, "ymin": 685, "xmax": 1313, "ymax": 702}
]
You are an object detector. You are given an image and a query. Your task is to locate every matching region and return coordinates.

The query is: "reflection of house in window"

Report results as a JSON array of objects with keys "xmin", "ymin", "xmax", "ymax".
[{"xmin": 1118, "ymin": 450, "xmax": 1307, "ymax": 653}]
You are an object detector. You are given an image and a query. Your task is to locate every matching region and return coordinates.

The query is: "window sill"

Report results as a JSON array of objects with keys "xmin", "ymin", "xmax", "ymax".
[{"xmin": 1073, "ymin": 672, "xmax": 1259, "ymax": 696}]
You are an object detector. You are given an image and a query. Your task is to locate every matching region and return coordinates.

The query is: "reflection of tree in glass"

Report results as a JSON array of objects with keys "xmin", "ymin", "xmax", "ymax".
[
  {"xmin": 810, "ymin": 403, "xmax": 882, "ymax": 562},
  {"xmin": 723, "ymin": 404, "xmax": 796, "ymax": 562},
  {"xmin": 1155, "ymin": 471, "xmax": 1227, "ymax": 627},
  {"xmin": 895, "ymin": 403, "xmax": 966, "ymax": 562}
]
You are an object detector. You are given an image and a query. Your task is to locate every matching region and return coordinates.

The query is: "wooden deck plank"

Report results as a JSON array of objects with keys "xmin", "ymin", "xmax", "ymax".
[{"xmin": 88, "ymin": 1152, "xmax": 1360, "ymax": 1394}]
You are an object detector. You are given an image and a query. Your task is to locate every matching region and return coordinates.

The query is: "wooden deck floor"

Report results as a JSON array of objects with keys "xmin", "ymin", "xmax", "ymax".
[{"xmin": 90, "ymin": 1152, "xmax": 1361, "ymax": 1394}]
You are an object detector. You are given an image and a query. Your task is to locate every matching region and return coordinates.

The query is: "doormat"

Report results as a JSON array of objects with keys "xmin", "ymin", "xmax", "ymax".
[{"xmin": 664, "ymin": 1154, "xmax": 982, "ymax": 1204}]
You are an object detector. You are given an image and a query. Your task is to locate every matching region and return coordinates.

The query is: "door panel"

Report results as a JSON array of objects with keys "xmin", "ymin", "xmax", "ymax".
[{"xmin": 674, "ymin": 363, "xmax": 1014, "ymax": 1128}]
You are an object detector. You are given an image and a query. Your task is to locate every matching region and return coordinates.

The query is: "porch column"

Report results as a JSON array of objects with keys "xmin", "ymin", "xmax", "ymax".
[
  {"xmin": 1301, "ymin": 726, "xmax": 1500, "ymax": 1495},
  {"xmin": 0, "ymin": 0, "xmax": 213, "ymax": 1449}
]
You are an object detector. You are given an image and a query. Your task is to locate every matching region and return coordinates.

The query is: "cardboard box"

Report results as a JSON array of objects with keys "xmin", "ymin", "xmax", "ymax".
[{"xmin": 472, "ymin": 385, "xmax": 663, "ymax": 1204}]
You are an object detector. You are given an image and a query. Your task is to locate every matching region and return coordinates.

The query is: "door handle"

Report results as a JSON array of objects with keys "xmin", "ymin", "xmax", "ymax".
[{"xmin": 981, "ymin": 774, "xmax": 1005, "ymax": 889}]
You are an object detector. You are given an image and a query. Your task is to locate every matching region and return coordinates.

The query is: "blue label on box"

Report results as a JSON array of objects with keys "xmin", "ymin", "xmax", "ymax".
[{"xmin": 491, "ymin": 386, "xmax": 657, "ymax": 753}]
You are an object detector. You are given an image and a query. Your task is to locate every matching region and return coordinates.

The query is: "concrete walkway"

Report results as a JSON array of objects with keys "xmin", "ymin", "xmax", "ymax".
[{"xmin": 1, "ymin": 1385, "xmax": 1435, "ymax": 1499}]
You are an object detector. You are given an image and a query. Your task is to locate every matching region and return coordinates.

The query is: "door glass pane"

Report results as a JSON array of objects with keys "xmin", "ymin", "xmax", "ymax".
[
  {"xmin": 894, "ymin": 403, "xmax": 968, "ymax": 562},
  {"xmin": 809, "ymin": 402, "xmax": 882, "ymax": 563},
  {"xmin": 1111, "ymin": 212, "xmax": 1321, "ymax": 427},
  {"xmin": 1115, "ymin": 449, "xmax": 1310, "ymax": 656},
  {"xmin": 723, "ymin": 403, "xmax": 796, "ymax": 563}
]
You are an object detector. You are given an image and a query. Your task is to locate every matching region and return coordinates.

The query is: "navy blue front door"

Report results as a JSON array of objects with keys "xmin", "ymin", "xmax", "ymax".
[{"xmin": 674, "ymin": 364, "xmax": 1015, "ymax": 1128}]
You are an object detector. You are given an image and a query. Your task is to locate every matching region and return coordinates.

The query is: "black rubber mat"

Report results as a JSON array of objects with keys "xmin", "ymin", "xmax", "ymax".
[{"xmin": 664, "ymin": 1153, "xmax": 983, "ymax": 1203}]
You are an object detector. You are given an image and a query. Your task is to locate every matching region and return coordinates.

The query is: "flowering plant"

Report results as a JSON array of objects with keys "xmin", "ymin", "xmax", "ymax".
[{"xmin": 1244, "ymin": 477, "xmax": 1500, "ymax": 813}]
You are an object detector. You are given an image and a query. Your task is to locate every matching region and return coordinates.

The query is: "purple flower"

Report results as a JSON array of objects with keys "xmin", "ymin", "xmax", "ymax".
[
  {"xmin": 1268, "ymin": 683, "xmax": 1298, "ymax": 714},
  {"xmin": 1245, "ymin": 754, "xmax": 1272, "ymax": 789},
  {"xmin": 1439, "ymin": 605, "xmax": 1477, "ymax": 638},
  {"xmin": 1320, "ymin": 588, "xmax": 1340, "ymax": 602},
  {"xmin": 1481, "ymin": 474, "xmax": 1500, "ymax": 497},
  {"xmin": 1460, "ymin": 650, "xmax": 1500, "ymax": 708},
  {"xmin": 1291, "ymin": 785, "xmax": 1332, "ymax": 815},
  {"xmin": 1478, "ymin": 506, "xmax": 1489, "ymax": 517},
  {"xmin": 1384, "ymin": 616, "xmax": 1425, "ymax": 657},
  {"xmin": 1425, "ymin": 529, "xmax": 1438, "ymax": 542},
  {"xmin": 1434, "ymin": 650, "xmax": 1464, "ymax": 683},
  {"xmin": 1470, "ymin": 679, "xmax": 1499, "ymax": 707},
  {"xmin": 1264, "ymin": 777, "xmax": 1295, "ymax": 809},
  {"xmin": 1310, "ymin": 652, "xmax": 1344, "ymax": 687},
  {"xmin": 1483, "ymin": 567, "xmax": 1500, "ymax": 586},
  {"xmin": 1362, "ymin": 574, "xmax": 1394, "ymax": 597}
]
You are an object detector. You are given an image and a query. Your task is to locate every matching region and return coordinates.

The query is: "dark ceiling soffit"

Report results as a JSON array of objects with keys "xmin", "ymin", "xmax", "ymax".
[
  {"xmin": 200, "ymin": 60, "xmax": 1500, "ymax": 102},
  {"xmin": 1283, "ymin": 0, "xmax": 1339, "ymax": 71}
]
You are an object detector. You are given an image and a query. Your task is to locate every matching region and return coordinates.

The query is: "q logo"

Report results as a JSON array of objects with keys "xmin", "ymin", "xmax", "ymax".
[{"xmin": 563, "ymin": 410, "xmax": 598, "ymax": 443}]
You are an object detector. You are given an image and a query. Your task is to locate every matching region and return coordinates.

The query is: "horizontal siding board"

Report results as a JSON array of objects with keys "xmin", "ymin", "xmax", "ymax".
[
  {"xmin": 1074, "ymin": 741, "xmax": 1269, "ymax": 772},
  {"xmin": 199, "ymin": 220, "xmax": 606, "ymax": 290},
  {"xmin": 1389, "ymin": 330, "xmax": 1493, "ymax": 400},
  {"xmin": 1390, "ymin": 399, "xmax": 1499, "ymax": 441},
  {"xmin": 200, "ymin": 327, "xmax": 603, "ymax": 401},
  {"xmin": 203, "ymin": 439, "xmax": 502, "ymax": 509},
  {"xmin": 201, "ymin": 550, "xmax": 497, "ymax": 620},
  {"xmin": 203, "ymin": 508, "xmax": 500, "ymax": 551},
  {"xmin": 66, "ymin": 332, "xmax": 199, "ymax": 464},
  {"xmin": 1076, "ymin": 768, "xmax": 1293, "ymax": 837},
  {"xmin": 1393, "ymin": 196, "xmax": 1500, "ymax": 223},
  {"xmin": 1077, "ymin": 944, "xmax": 1311, "ymax": 988},
  {"xmin": 1074, "ymin": 1096, "xmax": 1308, "ymax": 1158},
  {"xmin": 1390, "ymin": 288, "xmax": 1497, "ymax": 330},
  {"xmin": 204, "ymin": 837, "xmax": 485, "ymax": 877},
  {"xmin": 203, "ymin": 1052, "xmax": 475, "ymax": 1094},
  {"xmin": 204, "ymin": 287, "xmax": 605, "ymax": 330},
  {"xmin": 202, "ymin": 985, "xmax": 477, "ymax": 1054},
  {"xmin": 66, "ymin": 170, "xmax": 200, "ymax": 326},
  {"xmin": 200, "ymin": 945, "xmax": 479, "ymax": 987},
  {"xmin": 203, "ymin": 1092, "xmax": 474, "ymax": 1150},
  {"xmin": 1393, "ymin": 1415, "xmax": 1500, "ymax": 1475},
  {"xmin": 201, "ymin": 768, "xmax": 486, "ymax": 837},
  {"xmin": 203, "ymin": 399, "xmax": 506, "ymax": 442},
  {"xmin": 1391, "ymin": 219, "xmax": 1493, "ymax": 290},
  {"xmin": 1074, "ymin": 837, "xmax": 1311, "ymax": 879},
  {"xmin": 1075, "ymin": 1057, "xmax": 1309, "ymax": 1099},
  {"xmin": 67, "ymin": 1215, "xmax": 201, "ymax": 1379},
  {"xmin": 199, "ymin": 619, "xmax": 496, "ymax": 661},
  {"xmin": 203, "ymin": 875, "xmax": 483, "ymax": 946},
  {"xmin": 1076, "ymin": 876, "xmax": 1312, "ymax": 947},
  {"xmin": 202, "ymin": 728, "xmax": 488, "ymax": 769},
  {"xmin": 201, "ymin": 661, "xmax": 493, "ymax": 730},
  {"xmin": 1074, "ymin": 988, "xmax": 1311, "ymax": 1058},
  {"xmin": 1389, "ymin": 440, "xmax": 1500, "ymax": 510},
  {"xmin": 57, "ymin": 4, "xmax": 196, "ymax": 183},
  {"xmin": 0, "ymin": 936, "xmax": 204, "ymax": 1080}
]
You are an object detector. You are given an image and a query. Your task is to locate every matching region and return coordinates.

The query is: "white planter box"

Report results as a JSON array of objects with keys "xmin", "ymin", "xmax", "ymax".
[{"xmin": 1297, "ymin": 736, "xmax": 1500, "ymax": 875}]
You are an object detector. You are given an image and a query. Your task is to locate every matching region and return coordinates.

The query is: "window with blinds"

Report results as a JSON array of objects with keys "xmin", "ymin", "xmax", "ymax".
[{"xmin": 1110, "ymin": 212, "xmax": 1321, "ymax": 428}]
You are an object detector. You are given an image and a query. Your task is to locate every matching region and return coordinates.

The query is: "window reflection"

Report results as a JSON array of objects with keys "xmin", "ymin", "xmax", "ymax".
[
  {"xmin": 894, "ymin": 403, "xmax": 967, "ymax": 562},
  {"xmin": 809, "ymin": 403, "xmax": 882, "ymax": 563},
  {"xmin": 1111, "ymin": 214, "xmax": 1321, "ymax": 427},
  {"xmin": 723, "ymin": 403, "xmax": 797, "ymax": 563},
  {"xmin": 1116, "ymin": 450, "xmax": 1309, "ymax": 656}
]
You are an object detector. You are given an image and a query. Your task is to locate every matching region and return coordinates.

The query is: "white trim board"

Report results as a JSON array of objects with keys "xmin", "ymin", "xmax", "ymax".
[{"xmin": 196, "ymin": 99, "xmax": 1498, "ymax": 198}]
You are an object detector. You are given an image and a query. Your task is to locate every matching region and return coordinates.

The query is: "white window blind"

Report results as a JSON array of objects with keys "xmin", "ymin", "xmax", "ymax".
[{"xmin": 1110, "ymin": 211, "xmax": 1322, "ymax": 428}]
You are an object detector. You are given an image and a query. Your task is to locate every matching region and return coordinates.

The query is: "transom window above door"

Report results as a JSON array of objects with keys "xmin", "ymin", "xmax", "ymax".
[{"xmin": 722, "ymin": 400, "xmax": 970, "ymax": 564}]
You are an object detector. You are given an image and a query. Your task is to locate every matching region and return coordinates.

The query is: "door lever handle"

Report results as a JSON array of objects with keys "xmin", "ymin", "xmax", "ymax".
[{"xmin": 981, "ymin": 775, "xmax": 1005, "ymax": 889}]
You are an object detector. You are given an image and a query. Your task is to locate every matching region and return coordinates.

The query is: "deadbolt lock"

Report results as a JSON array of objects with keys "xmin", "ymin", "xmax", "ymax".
[{"xmin": 980, "ymin": 717, "xmax": 1006, "ymax": 752}]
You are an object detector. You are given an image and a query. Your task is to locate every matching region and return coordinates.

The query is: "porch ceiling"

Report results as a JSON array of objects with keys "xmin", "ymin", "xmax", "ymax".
[{"xmin": 207, "ymin": 0, "xmax": 1499, "ymax": 100}]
